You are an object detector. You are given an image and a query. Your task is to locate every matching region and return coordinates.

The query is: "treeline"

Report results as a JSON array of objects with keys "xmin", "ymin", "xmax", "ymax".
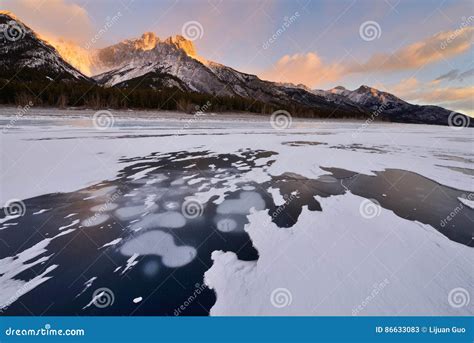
[
  {"xmin": 0, "ymin": 79, "xmax": 282, "ymax": 113},
  {"xmin": 0, "ymin": 77, "xmax": 371, "ymax": 119}
]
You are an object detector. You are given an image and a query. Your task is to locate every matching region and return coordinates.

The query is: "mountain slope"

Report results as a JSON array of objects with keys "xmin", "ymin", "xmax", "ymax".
[
  {"xmin": 92, "ymin": 33, "xmax": 370, "ymax": 118},
  {"xmin": 1, "ymin": 12, "xmax": 470, "ymax": 126},
  {"xmin": 314, "ymin": 85, "xmax": 473, "ymax": 126},
  {"xmin": 0, "ymin": 11, "xmax": 90, "ymax": 82},
  {"xmin": 92, "ymin": 33, "xmax": 470, "ymax": 125}
]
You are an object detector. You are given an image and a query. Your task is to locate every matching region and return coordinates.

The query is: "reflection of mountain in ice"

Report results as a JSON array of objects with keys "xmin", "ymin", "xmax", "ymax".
[{"xmin": 0, "ymin": 112, "xmax": 473, "ymax": 316}]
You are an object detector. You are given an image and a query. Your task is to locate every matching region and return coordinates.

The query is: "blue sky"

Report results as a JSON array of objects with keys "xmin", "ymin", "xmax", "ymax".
[{"xmin": 2, "ymin": 0, "xmax": 473, "ymax": 113}]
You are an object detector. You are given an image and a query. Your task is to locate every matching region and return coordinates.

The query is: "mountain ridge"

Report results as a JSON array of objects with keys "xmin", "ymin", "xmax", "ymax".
[
  {"xmin": 0, "ymin": 11, "xmax": 90, "ymax": 82},
  {"xmin": 0, "ymin": 12, "xmax": 471, "ymax": 127}
]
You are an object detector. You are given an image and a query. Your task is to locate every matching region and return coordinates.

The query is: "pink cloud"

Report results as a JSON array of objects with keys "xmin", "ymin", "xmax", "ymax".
[
  {"xmin": 259, "ymin": 52, "xmax": 344, "ymax": 88},
  {"xmin": 3, "ymin": 0, "xmax": 94, "ymax": 43}
]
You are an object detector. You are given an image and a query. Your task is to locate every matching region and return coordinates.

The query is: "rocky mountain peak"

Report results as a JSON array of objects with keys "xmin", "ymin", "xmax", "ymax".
[
  {"xmin": 356, "ymin": 85, "xmax": 377, "ymax": 94},
  {"xmin": 328, "ymin": 86, "xmax": 348, "ymax": 95},
  {"xmin": 133, "ymin": 32, "xmax": 160, "ymax": 51},
  {"xmin": 164, "ymin": 34, "xmax": 196, "ymax": 56},
  {"xmin": 0, "ymin": 10, "xmax": 19, "ymax": 21},
  {"xmin": 0, "ymin": 11, "xmax": 88, "ymax": 81},
  {"xmin": 0, "ymin": 11, "xmax": 30, "ymax": 41}
]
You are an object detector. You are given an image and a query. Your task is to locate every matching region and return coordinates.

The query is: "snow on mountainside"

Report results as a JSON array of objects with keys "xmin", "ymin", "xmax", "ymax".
[
  {"xmin": 328, "ymin": 85, "xmax": 410, "ymax": 108},
  {"xmin": 313, "ymin": 86, "xmax": 473, "ymax": 126},
  {"xmin": 91, "ymin": 32, "xmax": 470, "ymax": 125},
  {"xmin": 92, "ymin": 34, "xmax": 369, "ymax": 117},
  {"xmin": 0, "ymin": 12, "xmax": 89, "ymax": 82},
  {"xmin": 0, "ymin": 11, "xmax": 471, "ymax": 126},
  {"xmin": 93, "ymin": 33, "xmax": 234, "ymax": 96}
]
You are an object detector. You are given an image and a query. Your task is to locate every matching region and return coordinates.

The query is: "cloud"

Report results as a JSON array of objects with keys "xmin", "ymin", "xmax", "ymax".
[
  {"xmin": 435, "ymin": 67, "xmax": 474, "ymax": 82},
  {"xmin": 435, "ymin": 69, "xmax": 460, "ymax": 81},
  {"xmin": 416, "ymin": 87, "xmax": 474, "ymax": 103},
  {"xmin": 349, "ymin": 27, "xmax": 474, "ymax": 73},
  {"xmin": 391, "ymin": 77, "xmax": 419, "ymax": 97},
  {"xmin": 458, "ymin": 68, "xmax": 474, "ymax": 81},
  {"xmin": 389, "ymin": 77, "xmax": 474, "ymax": 114},
  {"xmin": 261, "ymin": 27, "xmax": 474, "ymax": 88},
  {"xmin": 2, "ymin": 0, "xmax": 94, "ymax": 43},
  {"xmin": 259, "ymin": 52, "xmax": 344, "ymax": 88}
]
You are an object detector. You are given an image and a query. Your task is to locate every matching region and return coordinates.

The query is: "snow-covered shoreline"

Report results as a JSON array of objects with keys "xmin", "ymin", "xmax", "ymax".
[
  {"xmin": 205, "ymin": 194, "xmax": 474, "ymax": 316},
  {"xmin": 0, "ymin": 109, "xmax": 473, "ymax": 316},
  {"xmin": 1, "ymin": 110, "xmax": 472, "ymax": 205}
]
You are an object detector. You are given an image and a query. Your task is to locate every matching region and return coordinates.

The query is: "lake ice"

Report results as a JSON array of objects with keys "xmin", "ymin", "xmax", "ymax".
[{"xmin": 0, "ymin": 109, "xmax": 472, "ymax": 316}]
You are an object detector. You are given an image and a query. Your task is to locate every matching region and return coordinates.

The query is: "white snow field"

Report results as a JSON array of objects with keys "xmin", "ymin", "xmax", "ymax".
[{"xmin": 0, "ymin": 108, "xmax": 473, "ymax": 316}]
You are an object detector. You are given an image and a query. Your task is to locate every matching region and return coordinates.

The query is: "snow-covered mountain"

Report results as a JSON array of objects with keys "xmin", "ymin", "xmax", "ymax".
[
  {"xmin": 93, "ymin": 33, "xmax": 235, "ymax": 96},
  {"xmin": 0, "ymin": 12, "xmax": 89, "ymax": 82},
  {"xmin": 91, "ymin": 32, "xmax": 369, "ymax": 117},
  {"xmin": 314, "ymin": 85, "xmax": 473, "ymax": 126},
  {"xmin": 1, "ymin": 11, "xmax": 471, "ymax": 126}
]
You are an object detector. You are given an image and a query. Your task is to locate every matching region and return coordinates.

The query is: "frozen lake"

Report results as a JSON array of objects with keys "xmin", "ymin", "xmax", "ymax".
[{"xmin": 0, "ymin": 108, "xmax": 473, "ymax": 316}]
